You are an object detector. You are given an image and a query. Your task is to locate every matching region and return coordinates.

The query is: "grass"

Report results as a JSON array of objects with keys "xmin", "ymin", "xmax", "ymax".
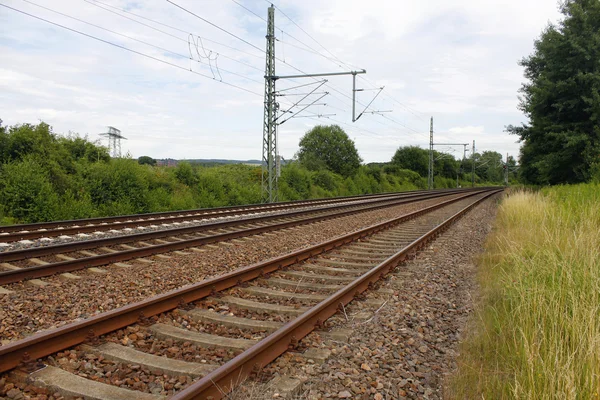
[{"xmin": 448, "ymin": 183, "xmax": 600, "ymax": 399}]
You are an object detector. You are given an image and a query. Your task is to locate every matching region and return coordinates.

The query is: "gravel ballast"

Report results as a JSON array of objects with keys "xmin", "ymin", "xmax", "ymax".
[
  {"xmin": 235, "ymin": 194, "xmax": 501, "ymax": 399},
  {"xmin": 0, "ymin": 199, "xmax": 391, "ymax": 253},
  {"xmin": 0, "ymin": 195, "xmax": 463, "ymax": 345}
]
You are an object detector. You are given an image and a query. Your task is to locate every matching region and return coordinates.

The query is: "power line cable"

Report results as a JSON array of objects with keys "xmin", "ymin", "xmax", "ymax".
[
  {"xmin": 167, "ymin": 0, "xmax": 264, "ymax": 54},
  {"xmin": 84, "ymin": 0, "xmax": 265, "ymax": 61},
  {"xmin": 230, "ymin": 0, "xmax": 267, "ymax": 23},
  {"xmin": 264, "ymin": 0, "xmax": 352, "ymax": 70},
  {"xmin": 0, "ymin": 3, "xmax": 263, "ymax": 96},
  {"xmin": 225, "ymin": 0, "xmax": 374, "ymax": 120},
  {"xmin": 20, "ymin": 0, "xmax": 264, "ymax": 82},
  {"xmin": 168, "ymin": 0, "xmax": 423, "ymax": 132},
  {"xmin": 262, "ymin": 0, "xmax": 430, "ymax": 122}
]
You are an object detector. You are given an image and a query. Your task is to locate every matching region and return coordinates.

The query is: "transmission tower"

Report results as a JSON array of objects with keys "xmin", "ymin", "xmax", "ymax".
[
  {"xmin": 100, "ymin": 126, "xmax": 127, "ymax": 158},
  {"xmin": 261, "ymin": 5, "xmax": 277, "ymax": 203}
]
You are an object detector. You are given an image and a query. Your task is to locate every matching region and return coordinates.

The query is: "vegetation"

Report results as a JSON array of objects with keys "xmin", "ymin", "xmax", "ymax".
[
  {"xmin": 297, "ymin": 125, "xmax": 362, "ymax": 177},
  {"xmin": 390, "ymin": 145, "xmax": 516, "ymax": 186},
  {"xmin": 507, "ymin": 0, "xmax": 600, "ymax": 184},
  {"xmin": 0, "ymin": 121, "xmax": 450, "ymax": 225},
  {"xmin": 138, "ymin": 156, "xmax": 156, "ymax": 166},
  {"xmin": 449, "ymin": 184, "xmax": 600, "ymax": 398}
]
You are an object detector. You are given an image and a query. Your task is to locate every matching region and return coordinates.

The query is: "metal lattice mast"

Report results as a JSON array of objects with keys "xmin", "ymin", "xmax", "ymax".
[
  {"xmin": 471, "ymin": 140, "xmax": 476, "ymax": 187},
  {"xmin": 261, "ymin": 5, "xmax": 277, "ymax": 203},
  {"xmin": 100, "ymin": 126, "xmax": 126, "ymax": 158},
  {"xmin": 428, "ymin": 117, "xmax": 434, "ymax": 190},
  {"xmin": 505, "ymin": 152, "xmax": 509, "ymax": 186}
]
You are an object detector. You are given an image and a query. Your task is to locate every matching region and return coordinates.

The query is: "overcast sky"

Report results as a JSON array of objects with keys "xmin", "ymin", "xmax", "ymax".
[{"xmin": 0, "ymin": 0, "xmax": 562, "ymax": 163}]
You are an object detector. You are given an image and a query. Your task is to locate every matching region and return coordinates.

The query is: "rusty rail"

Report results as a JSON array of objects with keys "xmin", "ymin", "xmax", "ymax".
[
  {"xmin": 0, "ymin": 189, "xmax": 451, "ymax": 235},
  {"xmin": 172, "ymin": 188, "xmax": 503, "ymax": 399},
  {"xmin": 0, "ymin": 189, "xmax": 496, "ymax": 374},
  {"xmin": 0, "ymin": 190, "xmax": 475, "ymax": 285},
  {"xmin": 0, "ymin": 191, "xmax": 428, "ymax": 242},
  {"xmin": 0, "ymin": 189, "xmax": 472, "ymax": 263}
]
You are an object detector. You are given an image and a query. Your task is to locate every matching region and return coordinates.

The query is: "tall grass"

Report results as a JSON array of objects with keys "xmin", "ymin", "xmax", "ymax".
[{"xmin": 449, "ymin": 184, "xmax": 600, "ymax": 399}]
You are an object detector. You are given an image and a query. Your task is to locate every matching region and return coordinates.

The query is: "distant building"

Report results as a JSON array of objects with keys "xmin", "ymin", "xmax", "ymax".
[{"xmin": 156, "ymin": 158, "xmax": 178, "ymax": 167}]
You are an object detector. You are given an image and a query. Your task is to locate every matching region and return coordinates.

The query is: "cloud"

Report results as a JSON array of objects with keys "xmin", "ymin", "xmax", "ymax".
[{"xmin": 0, "ymin": 0, "xmax": 562, "ymax": 162}]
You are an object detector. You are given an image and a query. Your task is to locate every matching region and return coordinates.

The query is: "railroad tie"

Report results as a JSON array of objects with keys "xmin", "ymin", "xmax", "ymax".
[
  {"xmin": 10, "ymin": 366, "xmax": 163, "ymax": 400},
  {"xmin": 180, "ymin": 308, "xmax": 282, "ymax": 332},
  {"xmin": 81, "ymin": 342, "xmax": 217, "ymax": 378},
  {"xmin": 0, "ymin": 286, "xmax": 13, "ymax": 294},
  {"xmin": 148, "ymin": 323, "xmax": 256, "ymax": 351},
  {"xmin": 0, "ymin": 262, "xmax": 21, "ymax": 271}
]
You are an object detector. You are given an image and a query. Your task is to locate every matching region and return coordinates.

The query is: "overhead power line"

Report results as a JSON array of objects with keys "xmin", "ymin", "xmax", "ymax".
[
  {"xmin": 260, "ymin": 0, "xmax": 430, "ymax": 124},
  {"xmin": 230, "ymin": 0, "xmax": 267, "ymax": 23},
  {"xmin": 0, "ymin": 3, "xmax": 263, "ymax": 96},
  {"xmin": 167, "ymin": 0, "xmax": 264, "ymax": 54},
  {"xmin": 20, "ymin": 0, "xmax": 264, "ymax": 82},
  {"xmin": 84, "ymin": 0, "xmax": 265, "ymax": 61}
]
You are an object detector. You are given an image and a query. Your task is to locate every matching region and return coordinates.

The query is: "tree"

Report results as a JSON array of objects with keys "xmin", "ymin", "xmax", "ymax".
[
  {"xmin": 174, "ymin": 161, "xmax": 198, "ymax": 187},
  {"xmin": 297, "ymin": 125, "xmax": 362, "ymax": 177},
  {"xmin": 507, "ymin": 0, "xmax": 600, "ymax": 184},
  {"xmin": 433, "ymin": 151, "xmax": 460, "ymax": 179},
  {"xmin": 476, "ymin": 151, "xmax": 504, "ymax": 183},
  {"xmin": 391, "ymin": 146, "xmax": 429, "ymax": 177},
  {"xmin": 138, "ymin": 156, "xmax": 156, "ymax": 166}
]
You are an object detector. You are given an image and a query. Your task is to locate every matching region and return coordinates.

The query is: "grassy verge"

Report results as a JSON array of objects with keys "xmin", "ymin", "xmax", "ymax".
[{"xmin": 448, "ymin": 184, "xmax": 600, "ymax": 399}]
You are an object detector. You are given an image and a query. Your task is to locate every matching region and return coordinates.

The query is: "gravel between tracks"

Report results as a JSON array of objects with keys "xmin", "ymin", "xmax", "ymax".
[
  {"xmin": 0, "ymin": 200, "xmax": 365, "ymax": 253},
  {"xmin": 234, "ymin": 193, "xmax": 501, "ymax": 399},
  {"xmin": 0, "ymin": 195, "xmax": 463, "ymax": 345}
]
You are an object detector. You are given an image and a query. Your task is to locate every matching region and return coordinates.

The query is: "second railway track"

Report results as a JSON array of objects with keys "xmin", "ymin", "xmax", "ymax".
[
  {"xmin": 0, "ymin": 189, "xmax": 479, "ymax": 285},
  {"xmin": 0, "ymin": 190, "xmax": 452, "ymax": 244},
  {"xmin": 0, "ymin": 188, "xmax": 501, "ymax": 399}
]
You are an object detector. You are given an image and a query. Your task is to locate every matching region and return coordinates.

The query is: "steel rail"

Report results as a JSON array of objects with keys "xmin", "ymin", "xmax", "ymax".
[
  {"xmin": 0, "ymin": 189, "xmax": 450, "ymax": 235},
  {"xmin": 0, "ymin": 189, "xmax": 467, "ymax": 284},
  {"xmin": 0, "ymin": 189, "xmax": 473, "ymax": 268},
  {"xmin": 0, "ymin": 189, "xmax": 495, "ymax": 374},
  {"xmin": 0, "ymin": 191, "xmax": 423, "ymax": 242},
  {"xmin": 174, "ymin": 188, "xmax": 502, "ymax": 399}
]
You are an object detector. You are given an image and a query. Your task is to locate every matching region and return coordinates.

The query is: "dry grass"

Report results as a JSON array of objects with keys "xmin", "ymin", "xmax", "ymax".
[{"xmin": 448, "ymin": 184, "xmax": 600, "ymax": 399}]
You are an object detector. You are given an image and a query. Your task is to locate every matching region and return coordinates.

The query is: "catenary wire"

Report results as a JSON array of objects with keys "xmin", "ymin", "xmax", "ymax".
[
  {"xmin": 167, "ymin": 0, "xmax": 265, "ymax": 54},
  {"xmin": 263, "ymin": 0, "xmax": 430, "ymax": 123},
  {"xmin": 20, "ymin": 0, "xmax": 265, "ymax": 81},
  {"xmin": 0, "ymin": 3, "xmax": 263, "ymax": 96},
  {"xmin": 84, "ymin": 0, "xmax": 265, "ymax": 61}
]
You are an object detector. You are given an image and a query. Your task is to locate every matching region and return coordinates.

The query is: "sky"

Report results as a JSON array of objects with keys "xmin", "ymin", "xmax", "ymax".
[{"xmin": 0, "ymin": 0, "xmax": 563, "ymax": 163}]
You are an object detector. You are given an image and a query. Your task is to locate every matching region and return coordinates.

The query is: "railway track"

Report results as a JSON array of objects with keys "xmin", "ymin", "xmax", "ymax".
[
  {"xmin": 0, "ymin": 187, "xmax": 502, "ymax": 399},
  {"xmin": 0, "ymin": 189, "xmax": 477, "ymax": 285},
  {"xmin": 0, "ymin": 190, "xmax": 449, "ymax": 243}
]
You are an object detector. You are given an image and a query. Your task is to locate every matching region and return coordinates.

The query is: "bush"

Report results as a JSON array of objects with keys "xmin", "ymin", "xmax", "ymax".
[{"xmin": 0, "ymin": 157, "xmax": 60, "ymax": 222}]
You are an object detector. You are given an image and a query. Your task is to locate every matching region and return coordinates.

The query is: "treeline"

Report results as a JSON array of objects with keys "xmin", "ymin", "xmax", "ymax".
[
  {"xmin": 0, "ymin": 122, "xmax": 406, "ymax": 224},
  {"xmin": 0, "ymin": 121, "xmax": 503, "ymax": 224},
  {"xmin": 389, "ymin": 145, "xmax": 517, "ymax": 186}
]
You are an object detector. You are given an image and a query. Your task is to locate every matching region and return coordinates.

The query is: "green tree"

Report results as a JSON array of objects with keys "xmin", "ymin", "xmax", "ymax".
[
  {"xmin": 507, "ymin": 0, "xmax": 600, "ymax": 184},
  {"xmin": 433, "ymin": 151, "xmax": 460, "ymax": 179},
  {"xmin": 297, "ymin": 125, "xmax": 362, "ymax": 177},
  {"xmin": 59, "ymin": 134, "xmax": 109, "ymax": 163},
  {"xmin": 476, "ymin": 151, "xmax": 504, "ymax": 183},
  {"xmin": 138, "ymin": 156, "xmax": 157, "ymax": 166},
  {"xmin": 174, "ymin": 162, "xmax": 198, "ymax": 187},
  {"xmin": 391, "ymin": 146, "xmax": 429, "ymax": 177}
]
